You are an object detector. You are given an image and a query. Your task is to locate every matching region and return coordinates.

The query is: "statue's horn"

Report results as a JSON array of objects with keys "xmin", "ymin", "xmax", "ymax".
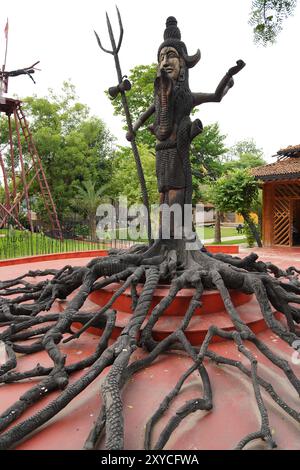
[{"xmin": 182, "ymin": 48, "xmax": 201, "ymax": 68}]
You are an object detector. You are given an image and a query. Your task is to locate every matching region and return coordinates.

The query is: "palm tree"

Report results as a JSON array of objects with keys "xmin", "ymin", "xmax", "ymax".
[{"xmin": 74, "ymin": 180, "xmax": 109, "ymax": 241}]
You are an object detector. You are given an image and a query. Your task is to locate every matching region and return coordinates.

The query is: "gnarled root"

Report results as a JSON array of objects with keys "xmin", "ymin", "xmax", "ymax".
[{"xmin": 0, "ymin": 242, "xmax": 299, "ymax": 450}]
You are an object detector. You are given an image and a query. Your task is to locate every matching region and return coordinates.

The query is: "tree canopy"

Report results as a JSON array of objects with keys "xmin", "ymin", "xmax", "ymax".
[
  {"xmin": 20, "ymin": 82, "xmax": 115, "ymax": 219},
  {"xmin": 110, "ymin": 64, "xmax": 157, "ymax": 148},
  {"xmin": 249, "ymin": 0, "xmax": 297, "ymax": 45},
  {"xmin": 222, "ymin": 138, "xmax": 266, "ymax": 172},
  {"xmin": 212, "ymin": 168, "xmax": 262, "ymax": 246},
  {"xmin": 213, "ymin": 169, "xmax": 259, "ymax": 214},
  {"xmin": 190, "ymin": 123, "xmax": 228, "ymax": 204},
  {"xmin": 109, "ymin": 145, "xmax": 158, "ymax": 207},
  {"xmin": 72, "ymin": 180, "xmax": 110, "ymax": 240}
]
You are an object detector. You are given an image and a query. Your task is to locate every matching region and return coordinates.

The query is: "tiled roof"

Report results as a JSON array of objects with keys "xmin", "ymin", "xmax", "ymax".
[
  {"xmin": 277, "ymin": 144, "xmax": 300, "ymax": 157},
  {"xmin": 251, "ymin": 144, "xmax": 300, "ymax": 181},
  {"xmin": 252, "ymin": 157, "xmax": 300, "ymax": 181}
]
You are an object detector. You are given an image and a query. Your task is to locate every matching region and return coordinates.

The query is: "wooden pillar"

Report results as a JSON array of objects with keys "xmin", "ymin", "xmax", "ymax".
[{"xmin": 262, "ymin": 183, "xmax": 274, "ymax": 247}]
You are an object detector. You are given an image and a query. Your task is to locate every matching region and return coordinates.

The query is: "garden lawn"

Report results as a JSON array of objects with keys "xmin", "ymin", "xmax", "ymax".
[
  {"xmin": 0, "ymin": 227, "xmax": 247, "ymax": 260},
  {"xmin": 196, "ymin": 226, "xmax": 243, "ymax": 239},
  {"xmin": 110, "ymin": 226, "xmax": 241, "ymax": 241},
  {"xmin": 0, "ymin": 230, "xmax": 107, "ymax": 260}
]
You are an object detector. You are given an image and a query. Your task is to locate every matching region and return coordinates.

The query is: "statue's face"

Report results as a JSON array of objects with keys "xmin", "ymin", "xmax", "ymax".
[{"xmin": 158, "ymin": 47, "xmax": 181, "ymax": 80}]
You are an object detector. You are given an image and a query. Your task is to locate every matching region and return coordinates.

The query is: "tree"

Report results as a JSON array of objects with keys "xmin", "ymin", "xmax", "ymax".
[
  {"xmin": 229, "ymin": 139, "xmax": 264, "ymax": 159},
  {"xmin": 190, "ymin": 123, "xmax": 228, "ymax": 204},
  {"xmin": 212, "ymin": 169, "xmax": 262, "ymax": 247},
  {"xmin": 21, "ymin": 82, "xmax": 115, "ymax": 220},
  {"xmin": 249, "ymin": 0, "xmax": 297, "ymax": 45},
  {"xmin": 73, "ymin": 180, "xmax": 109, "ymax": 241},
  {"xmin": 223, "ymin": 139, "xmax": 266, "ymax": 172},
  {"xmin": 109, "ymin": 64, "xmax": 157, "ymax": 148},
  {"xmin": 109, "ymin": 145, "xmax": 158, "ymax": 206}
]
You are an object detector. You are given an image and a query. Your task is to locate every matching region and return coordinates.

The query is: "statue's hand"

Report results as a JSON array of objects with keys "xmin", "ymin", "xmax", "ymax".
[
  {"xmin": 228, "ymin": 77, "xmax": 234, "ymax": 89},
  {"xmin": 126, "ymin": 130, "xmax": 135, "ymax": 142},
  {"xmin": 228, "ymin": 60, "xmax": 246, "ymax": 77}
]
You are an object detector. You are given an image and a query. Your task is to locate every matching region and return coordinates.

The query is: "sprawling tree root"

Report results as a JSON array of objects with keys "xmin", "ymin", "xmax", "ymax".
[{"xmin": 0, "ymin": 240, "xmax": 299, "ymax": 450}]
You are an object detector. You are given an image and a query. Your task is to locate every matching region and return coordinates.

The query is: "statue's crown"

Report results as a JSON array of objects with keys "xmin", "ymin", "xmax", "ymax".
[
  {"xmin": 164, "ymin": 17, "xmax": 181, "ymax": 41},
  {"xmin": 158, "ymin": 16, "xmax": 201, "ymax": 69}
]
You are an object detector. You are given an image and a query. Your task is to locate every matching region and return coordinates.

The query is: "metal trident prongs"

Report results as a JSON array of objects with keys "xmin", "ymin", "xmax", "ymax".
[{"xmin": 95, "ymin": 6, "xmax": 151, "ymax": 242}]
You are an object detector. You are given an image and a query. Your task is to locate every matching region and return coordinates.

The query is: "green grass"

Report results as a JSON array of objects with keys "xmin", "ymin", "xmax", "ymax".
[
  {"xmin": 111, "ymin": 228, "xmax": 148, "ymax": 242},
  {"xmin": 0, "ymin": 229, "xmax": 109, "ymax": 260},
  {"xmin": 196, "ymin": 226, "xmax": 244, "ymax": 239},
  {"xmin": 114, "ymin": 226, "xmax": 241, "ymax": 241},
  {"xmin": 0, "ymin": 227, "xmax": 247, "ymax": 261}
]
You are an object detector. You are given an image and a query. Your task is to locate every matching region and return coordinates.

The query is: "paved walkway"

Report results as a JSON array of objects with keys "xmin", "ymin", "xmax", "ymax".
[{"xmin": 240, "ymin": 245, "xmax": 300, "ymax": 269}]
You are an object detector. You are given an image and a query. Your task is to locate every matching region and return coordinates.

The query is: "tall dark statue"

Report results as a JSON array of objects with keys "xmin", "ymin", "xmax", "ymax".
[
  {"xmin": 0, "ymin": 11, "xmax": 298, "ymax": 454},
  {"xmin": 127, "ymin": 17, "xmax": 245, "ymax": 237}
]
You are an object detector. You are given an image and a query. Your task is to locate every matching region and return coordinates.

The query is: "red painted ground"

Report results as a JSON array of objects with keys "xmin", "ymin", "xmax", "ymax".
[{"xmin": 0, "ymin": 247, "xmax": 299, "ymax": 450}]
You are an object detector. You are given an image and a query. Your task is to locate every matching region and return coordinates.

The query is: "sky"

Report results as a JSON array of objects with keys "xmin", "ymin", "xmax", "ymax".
[{"xmin": 1, "ymin": 0, "xmax": 300, "ymax": 161}]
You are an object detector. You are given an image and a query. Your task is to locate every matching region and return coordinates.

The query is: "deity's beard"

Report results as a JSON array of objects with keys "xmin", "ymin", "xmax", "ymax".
[
  {"xmin": 151, "ymin": 70, "xmax": 174, "ymax": 141},
  {"xmin": 151, "ymin": 69, "xmax": 193, "ymax": 141}
]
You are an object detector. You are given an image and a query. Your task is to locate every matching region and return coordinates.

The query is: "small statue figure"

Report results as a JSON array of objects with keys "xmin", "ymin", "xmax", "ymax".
[{"xmin": 127, "ymin": 16, "xmax": 245, "ymax": 238}]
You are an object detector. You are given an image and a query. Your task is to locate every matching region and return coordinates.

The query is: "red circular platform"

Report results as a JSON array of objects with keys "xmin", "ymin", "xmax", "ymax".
[
  {"xmin": 0, "ymin": 248, "xmax": 299, "ymax": 450},
  {"xmin": 85, "ymin": 283, "xmax": 276, "ymax": 344}
]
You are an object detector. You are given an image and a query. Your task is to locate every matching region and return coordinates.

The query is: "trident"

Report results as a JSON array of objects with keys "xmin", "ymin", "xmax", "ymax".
[{"xmin": 95, "ymin": 7, "xmax": 152, "ymax": 242}]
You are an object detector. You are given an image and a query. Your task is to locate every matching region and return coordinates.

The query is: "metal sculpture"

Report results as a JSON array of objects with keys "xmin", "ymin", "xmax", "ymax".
[
  {"xmin": 0, "ymin": 11, "xmax": 299, "ymax": 452},
  {"xmin": 0, "ymin": 61, "xmax": 40, "ymax": 94}
]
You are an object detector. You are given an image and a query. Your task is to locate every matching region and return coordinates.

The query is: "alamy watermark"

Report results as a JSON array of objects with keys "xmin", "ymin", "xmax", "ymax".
[
  {"xmin": 0, "ymin": 341, "xmax": 7, "ymax": 365},
  {"xmin": 292, "ymin": 340, "xmax": 300, "ymax": 365},
  {"xmin": 96, "ymin": 197, "xmax": 206, "ymax": 250}
]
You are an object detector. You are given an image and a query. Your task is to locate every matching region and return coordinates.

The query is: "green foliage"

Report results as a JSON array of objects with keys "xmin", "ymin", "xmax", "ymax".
[
  {"xmin": 223, "ymin": 139, "xmax": 266, "ymax": 172},
  {"xmin": 212, "ymin": 169, "xmax": 259, "ymax": 215},
  {"xmin": 18, "ymin": 81, "xmax": 115, "ymax": 219},
  {"xmin": 229, "ymin": 139, "xmax": 263, "ymax": 157},
  {"xmin": 190, "ymin": 123, "xmax": 228, "ymax": 203},
  {"xmin": 0, "ymin": 228, "xmax": 106, "ymax": 260},
  {"xmin": 109, "ymin": 64, "xmax": 157, "ymax": 148},
  {"xmin": 109, "ymin": 145, "xmax": 158, "ymax": 206},
  {"xmin": 0, "ymin": 186, "xmax": 5, "ymax": 205},
  {"xmin": 243, "ymin": 221, "xmax": 257, "ymax": 247},
  {"xmin": 73, "ymin": 180, "xmax": 110, "ymax": 239},
  {"xmin": 249, "ymin": 0, "xmax": 297, "ymax": 45},
  {"xmin": 212, "ymin": 169, "xmax": 262, "ymax": 246},
  {"xmin": 73, "ymin": 180, "xmax": 110, "ymax": 216}
]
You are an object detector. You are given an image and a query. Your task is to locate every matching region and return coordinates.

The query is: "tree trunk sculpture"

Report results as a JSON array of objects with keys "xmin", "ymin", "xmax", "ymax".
[{"xmin": 0, "ymin": 16, "xmax": 299, "ymax": 451}]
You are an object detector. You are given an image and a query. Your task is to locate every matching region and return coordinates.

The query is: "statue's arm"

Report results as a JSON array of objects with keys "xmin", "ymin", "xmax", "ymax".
[
  {"xmin": 126, "ymin": 104, "xmax": 155, "ymax": 141},
  {"xmin": 192, "ymin": 60, "xmax": 245, "ymax": 107}
]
